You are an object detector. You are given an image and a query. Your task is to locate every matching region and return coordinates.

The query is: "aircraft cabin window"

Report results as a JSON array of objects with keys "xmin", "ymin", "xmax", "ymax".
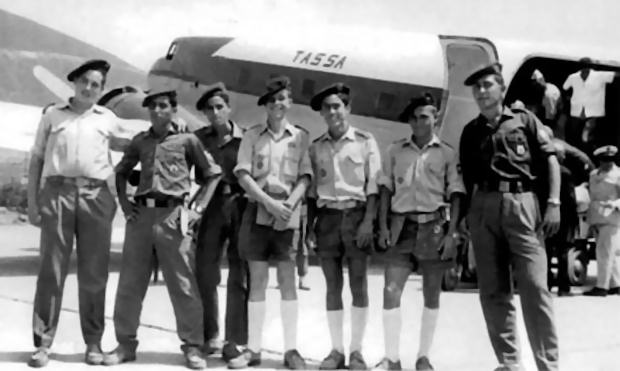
[
  {"xmin": 377, "ymin": 92, "xmax": 396, "ymax": 113},
  {"xmin": 302, "ymin": 79, "xmax": 315, "ymax": 98},
  {"xmin": 165, "ymin": 42, "xmax": 178, "ymax": 60},
  {"xmin": 238, "ymin": 68, "xmax": 251, "ymax": 87}
]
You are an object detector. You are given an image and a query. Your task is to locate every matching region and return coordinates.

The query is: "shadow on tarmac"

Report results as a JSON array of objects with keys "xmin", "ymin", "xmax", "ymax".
[{"xmin": 0, "ymin": 249, "xmax": 125, "ymax": 277}]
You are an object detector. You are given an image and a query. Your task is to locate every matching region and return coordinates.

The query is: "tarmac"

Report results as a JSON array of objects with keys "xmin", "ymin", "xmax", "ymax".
[{"xmin": 0, "ymin": 216, "xmax": 619, "ymax": 371}]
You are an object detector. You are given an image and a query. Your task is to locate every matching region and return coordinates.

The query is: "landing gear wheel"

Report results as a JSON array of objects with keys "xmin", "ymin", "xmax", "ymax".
[
  {"xmin": 567, "ymin": 246, "xmax": 588, "ymax": 286},
  {"xmin": 441, "ymin": 266, "xmax": 461, "ymax": 291}
]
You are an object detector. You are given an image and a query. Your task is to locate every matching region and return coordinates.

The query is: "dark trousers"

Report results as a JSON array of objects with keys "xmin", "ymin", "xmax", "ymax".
[
  {"xmin": 113, "ymin": 205, "xmax": 204, "ymax": 350},
  {"xmin": 196, "ymin": 193, "xmax": 249, "ymax": 345},
  {"xmin": 467, "ymin": 190, "xmax": 558, "ymax": 371},
  {"xmin": 33, "ymin": 181, "xmax": 116, "ymax": 348}
]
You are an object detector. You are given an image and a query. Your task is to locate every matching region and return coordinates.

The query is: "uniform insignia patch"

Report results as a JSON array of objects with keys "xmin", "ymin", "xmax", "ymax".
[
  {"xmin": 516, "ymin": 145, "xmax": 525, "ymax": 155},
  {"xmin": 320, "ymin": 168, "xmax": 327, "ymax": 178},
  {"xmin": 170, "ymin": 164, "xmax": 179, "ymax": 173},
  {"xmin": 433, "ymin": 224, "xmax": 442, "ymax": 234},
  {"xmin": 397, "ymin": 176, "xmax": 404, "ymax": 184},
  {"xmin": 288, "ymin": 142, "xmax": 297, "ymax": 148},
  {"xmin": 456, "ymin": 164, "xmax": 462, "ymax": 174},
  {"xmin": 257, "ymin": 161, "xmax": 263, "ymax": 170}
]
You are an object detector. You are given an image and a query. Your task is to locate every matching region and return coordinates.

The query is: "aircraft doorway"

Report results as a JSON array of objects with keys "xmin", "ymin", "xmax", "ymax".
[
  {"xmin": 505, "ymin": 57, "xmax": 620, "ymax": 151},
  {"xmin": 438, "ymin": 36, "xmax": 498, "ymax": 150}
]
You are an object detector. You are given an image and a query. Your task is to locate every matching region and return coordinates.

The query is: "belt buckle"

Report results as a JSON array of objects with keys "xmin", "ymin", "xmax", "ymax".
[
  {"xmin": 146, "ymin": 198, "xmax": 156, "ymax": 207},
  {"xmin": 498, "ymin": 181, "xmax": 510, "ymax": 193}
]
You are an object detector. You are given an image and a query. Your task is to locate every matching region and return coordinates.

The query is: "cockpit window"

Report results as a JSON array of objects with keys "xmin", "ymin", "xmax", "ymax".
[{"xmin": 166, "ymin": 42, "xmax": 178, "ymax": 60}]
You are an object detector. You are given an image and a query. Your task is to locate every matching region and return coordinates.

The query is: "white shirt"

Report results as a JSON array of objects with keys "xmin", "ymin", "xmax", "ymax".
[{"xmin": 563, "ymin": 70, "xmax": 614, "ymax": 118}]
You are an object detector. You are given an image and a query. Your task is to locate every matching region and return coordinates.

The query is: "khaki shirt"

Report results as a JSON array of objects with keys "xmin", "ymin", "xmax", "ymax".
[
  {"xmin": 234, "ymin": 121, "xmax": 313, "ymax": 198},
  {"xmin": 308, "ymin": 126, "xmax": 381, "ymax": 208},
  {"xmin": 31, "ymin": 102, "xmax": 131, "ymax": 180},
  {"xmin": 115, "ymin": 124, "xmax": 221, "ymax": 199},
  {"xmin": 588, "ymin": 164, "xmax": 620, "ymax": 226},
  {"xmin": 379, "ymin": 135, "xmax": 465, "ymax": 213}
]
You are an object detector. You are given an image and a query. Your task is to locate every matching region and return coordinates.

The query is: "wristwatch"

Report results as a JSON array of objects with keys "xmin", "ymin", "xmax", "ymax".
[{"xmin": 547, "ymin": 198, "xmax": 561, "ymax": 207}]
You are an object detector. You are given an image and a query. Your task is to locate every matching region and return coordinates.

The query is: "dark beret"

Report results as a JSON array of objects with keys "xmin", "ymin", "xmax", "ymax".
[
  {"xmin": 142, "ymin": 90, "xmax": 177, "ymax": 107},
  {"xmin": 67, "ymin": 59, "xmax": 110, "ymax": 82},
  {"xmin": 257, "ymin": 75, "xmax": 291, "ymax": 106},
  {"xmin": 310, "ymin": 83, "xmax": 351, "ymax": 111},
  {"xmin": 398, "ymin": 93, "xmax": 439, "ymax": 123},
  {"xmin": 464, "ymin": 62, "xmax": 503, "ymax": 86},
  {"xmin": 196, "ymin": 83, "xmax": 229, "ymax": 111}
]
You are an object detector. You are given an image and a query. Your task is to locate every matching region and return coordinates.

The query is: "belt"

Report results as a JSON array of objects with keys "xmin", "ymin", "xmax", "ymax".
[
  {"xmin": 135, "ymin": 196, "xmax": 184, "ymax": 208},
  {"xmin": 320, "ymin": 199, "xmax": 365, "ymax": 211},
  {"xmin": 478, "ymin": 180, "xmax": 532, "ymax": 193},
  {"xmin": 395, "ymin": 209, "xmax": 444, "ymax": 224},
  {"xmin": 46, "ymin": 176, "xmax": 107, "ymax": 188}
]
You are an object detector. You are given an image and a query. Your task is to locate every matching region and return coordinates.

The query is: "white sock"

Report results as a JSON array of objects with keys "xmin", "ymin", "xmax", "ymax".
[
  {"xmin": 327, "ymin": 310, "xmax": 345, "ymax": 353},
  {"xmin": 350, "ymin": 306, "xmax": 368, "ymax": 353},
  {"xmin": 417, "ymin": 307, "xmax": 439, "ymax": 359},
  {"xmin": 247, "ymin": 301, "xmax": 266, "ymax": 353},
  {"xmin": 383, "ymin": 308, "xmax": 401, "ymax": 362},
  {"xmin": 281, "ymin": 300, "xmax": 298, "ymax": 351}
]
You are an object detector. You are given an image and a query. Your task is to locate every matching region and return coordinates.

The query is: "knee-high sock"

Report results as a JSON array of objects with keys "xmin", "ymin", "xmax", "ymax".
[
  {"xmin": 350, "ymin": 306, "xmax": 368, "ymax": 352},
  {"xmin": 327, "ymin": 309, "xmax": 344, "ymax": 352},
  {"xmin": 417, "ymin": 307, "xmax": 439, "ymax": 359},
  {"xmin": 281, "ymin": 300, "xmax": 298, "ymax": 351},
  {"xmin": 383, "ymin": 308, "xmax": 401, "ymax": 362},
  {"xmin": 247, "ymin": 301, "xmax": 266, "ymax": 353}
]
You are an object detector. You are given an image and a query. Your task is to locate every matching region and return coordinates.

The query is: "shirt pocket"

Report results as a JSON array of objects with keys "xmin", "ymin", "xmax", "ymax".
[
  {"xmin": 252, "ymin": 144, "xmax": 270, "ymax": 178},
  {"xmin": 281, "ymin": 148, "xmax": 300, "ymax": 181},
  {"xmin": 393, "ymin": 158, "xmax": 413, "ymax": 190},
  {"xmin": 317, "ymin": 156, "xmax": 332, "ymax": 185},
  {"xmin": 158, "ymin": 147, "xmax": 187, "ymax": 177},
  {"xmin": 340, "ymin": 152, "xmax": 365, "ymax": 187}
]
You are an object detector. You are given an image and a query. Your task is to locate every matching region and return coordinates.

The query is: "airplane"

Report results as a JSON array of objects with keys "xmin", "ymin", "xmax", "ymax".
[{"xmin": 146, "ymin": 25, "xmax": 620, "ymax": 289}]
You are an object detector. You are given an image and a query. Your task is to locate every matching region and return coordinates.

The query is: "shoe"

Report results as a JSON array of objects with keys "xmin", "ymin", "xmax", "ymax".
[
  {"xmin": 415, "ymin": 356, "xmax": 434, "ymax": 371},
  {"xmin": 608, "ymin": 287, "xmax": 620, "ymax": 295},
  {"xmin": 557, "ymin": 290, "xmax": 573, "ymax": 297},
  {"xmin": 102, "ymin": 345, "xmax": 136, "ymax": 366},
  {"xmin": 583, "ymin": 287, "xmax": 608, "ymax": 297},
  {"xmin": 298, "ymin": 276, "xmax": 310, "ymax": 291},
  {"xmin": 319, "ymin": 349, "xmax": 345, "ymax": 369},
  {"xmin": 222, "ymin": 342, "xmax": 243, "ymax": 362},
  {"xmin": 85, "ymin": 343, "xmax": 104, "ymax": 365},
  {"xmin": 27, "ymin": 347, "xmax": 50, "ymax": 368},
  {"xmin": 228, "ymin": 349, "xmax": 261, "ymax": 369},
  {"xmin": 183, "ymin": 346, "xmax": 207, "ymax": 370},
  {"xmin": 348, "ymin": 351, "xmax": 367, "ymax": 370},
  {"xmin": 284, "ymin": 349, "xmax": 307, "ymax": 370},
  {"xmin": 372, "ymin": 358, "xmax": 402, "ymax": 371}
]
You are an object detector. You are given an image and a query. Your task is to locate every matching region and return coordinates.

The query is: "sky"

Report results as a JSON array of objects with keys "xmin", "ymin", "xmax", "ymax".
[{"xmin": 0, "ymin": 0, "xmax": 619, "ymax": 71}]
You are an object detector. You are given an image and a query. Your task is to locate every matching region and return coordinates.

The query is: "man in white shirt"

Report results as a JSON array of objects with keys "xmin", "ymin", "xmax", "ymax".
[{"xmin": 563, "ymin": 57, "xmax": 616, "ymax": 152}]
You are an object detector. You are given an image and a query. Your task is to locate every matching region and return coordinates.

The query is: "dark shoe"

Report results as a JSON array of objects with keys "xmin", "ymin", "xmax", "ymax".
[
  {"xmin": 85, "ymin": 343, "xmax": 104, "ymax": 365},
  {"xmin": 372, "ymin": 358, "xmax": 402, "ymax": 371},
  {"xmin": 102, "ymin": 345, "xmax": 136, "ymax": 366},
  {"xmin": 184, "ymin": 347, "xmax": 207, "ymax": 370},
  {"xmin": 415, "ymin": 356, "xmax": 434, "ymax": 371},
  {"xmin": 203, "ymin": 338, "xmax": 223, "ymax": 355},
  {"xmin": 222, "ymin": 342, "xmax": 243, "ymax": 362},
  {"xmin": 298, "ymin": 277, "xmax": 310, "ymax": 291},
  {"xmin": 348, "ymin": 351, "xmax": 367, "ymax": 370},
  {"xmin": 583, "ymin": 287, "xmax": 608, "ymax": 297},
  {"xmin": 284, "ymin": 349, "xmax": 307, "ymax": 370},
  {"xmin": 27, "ymin": 347, "xmax": 50, "ymax": 368},
  {"xmin": 557, "ymin": 289, "xmax": 573, "ymax": 297},
  {"xmin": 608, "ymin": 287, "xmax": 620, "ymax": 295},
  {"xmin": 319, "ymin": 349, "xmax": 345, "ymax": 369},
  {"xmin": 228, "ymin": 349, "xmax": 261, "ymax": 369}
]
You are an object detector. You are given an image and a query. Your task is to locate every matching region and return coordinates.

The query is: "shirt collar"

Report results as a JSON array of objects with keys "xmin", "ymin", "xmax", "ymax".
[
  {"xmin": 259, "ymin": 119, "xmax": 295, "ymax": 137},
  {"xmin": 148, "ymin": 121, "xmax": 180, "ymax": 138},
  {"xmin": 476, "ymin": 106, "xmax": 515, "ymax": 128},
  {"xmin": 402, "ymin": 134, "xmax": 441, "ymax": 150},
  {"xmin": 63, "ymin": 98, "xmax": 105, "ymax": 114},
  {"xmin": 319, "ymin": 125, "xmax": 355, "ymax": 143}
]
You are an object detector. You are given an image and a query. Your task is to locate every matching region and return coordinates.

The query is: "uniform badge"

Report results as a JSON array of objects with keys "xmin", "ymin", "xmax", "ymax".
[
  {"xmin": 433, "ymin": 224, "xmax": 442, "ymax": 234},
  {"xmin": 397, "ymin": 176, "xmax": 404, "ymax": 184},
  {"xmin": 320, "ymin": 168, "xmax": 327, "ymax": 178},
  {"xmin": 516, "ymin": 144, "xmax": 525, "ymax": 155},
  {"xmin": 257, "ymin": 161, "xmax": 263, "ymax": 170},
  {"xmin": 170, "ymin": 164, "xmax": 179, "ymax": 173},
  {"xmin": 288, "ymin": 142, "xmax": 297, "ymax": 148}
]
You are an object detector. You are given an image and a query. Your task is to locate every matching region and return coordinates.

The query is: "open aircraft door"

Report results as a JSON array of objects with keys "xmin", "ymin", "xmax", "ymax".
[
  {"xmin": 436, "ymin": 36, "xmax": 497, "ymax": 291},
  {"xmin": 437, "ymin": 36, "xmax": 498, "ymax": 151}
]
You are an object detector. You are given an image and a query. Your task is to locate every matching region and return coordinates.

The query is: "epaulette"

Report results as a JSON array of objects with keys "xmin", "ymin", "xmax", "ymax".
[
  {"xmin": 134, "ymin": 130, "xmax": 151, "ymax": 141},
  {"xmin": 93, "ymin": 104, "xmax": 113, "ymax": 115},
  {"xmin": 353, "ymin": 128, "xmax": 371, "ymax": 139},
  {"xmin": 312, "ymin": 132, "xmax": 329, "ymax": 143},
  {"xmin": 246, "ymin": 123, "xmax": 264, "ymax": 132},
  {"xmin": 439, "ymin": 140, "xmax": 455, "ymax": 150},
  {"xmin": 41, "ymin": 102, "xmax": 56, "ymax": 114},
  {"xmin": 294, "ymin": 124, "xmax": 309, "ymax": 134}
]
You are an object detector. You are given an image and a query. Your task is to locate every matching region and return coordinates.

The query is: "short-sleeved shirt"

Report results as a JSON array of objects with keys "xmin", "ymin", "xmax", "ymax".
[
  {"xmin": 542, "ymin": 83, "xmax": 561, "ymax": 120},
  {"xmin": 588, "ymin": 165, "xmax": 620, "ymax": 226},
  {"xmin": 563, "ymin": 70, "xmax": 615, "ymax": 118},
  {"xmin": 194, "ymin": 121, "xmax": 244, "ymax": 192},
  {"xmin": 307, "ymin": 126, "xmax": 381, "ymax": 208},
  {"xmin": 233, "ymin": 121, "xmax": 312, "ymax": 199},
  {"xmin": 459, "ymin": 107, "xmax": 556, "ymax": 195},
  {"xmin": 379, "ymin": 134, "xmax": 465, "ymax": 213},
  {"xmin": 31, "ymin": 102, "xmax": 131, "ymax": 180},
  {"xmin": 115, "ymin": 123, "xmax": 221, "ymax": 199}
]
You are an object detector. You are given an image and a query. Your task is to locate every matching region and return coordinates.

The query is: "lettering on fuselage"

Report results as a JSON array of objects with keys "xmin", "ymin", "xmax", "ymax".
[{"xmin": 293, "ymin": 50, "xmax": 347, "ymax": 69}]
